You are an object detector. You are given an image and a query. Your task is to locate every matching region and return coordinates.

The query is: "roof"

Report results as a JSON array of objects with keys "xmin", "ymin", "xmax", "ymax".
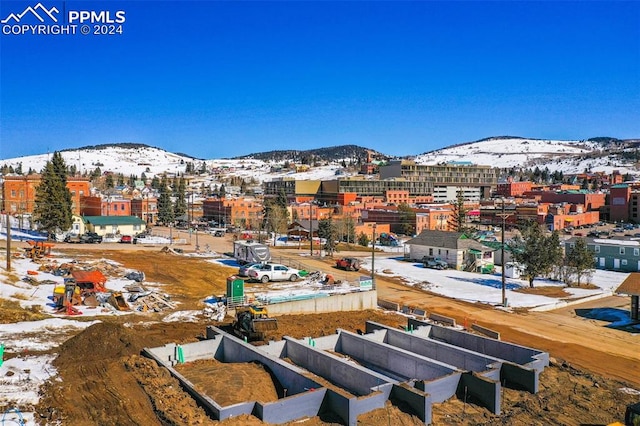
[
  {"xmin": 71, "ymin": 270, "xmax": 107, "ymax": 285},
  {"xmin": 82, "ymin": 216, "xmax": 146, "ymax": 226},
  {"xmin": 616, "ymin": 274, "xmax": 640, "ymax": 296},
  {"xmin": 288, "ymin": 220, "xmax": 319, "ymax": 233},
  {"xmin": 406, "ymin": 230, "xmax": 494, "ymax": 252}
]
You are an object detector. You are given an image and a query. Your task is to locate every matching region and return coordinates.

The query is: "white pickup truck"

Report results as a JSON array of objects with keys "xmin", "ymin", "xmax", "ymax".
[{"xmin": 248, "ymin": 263, "xmax": 301, "ymax": 283}]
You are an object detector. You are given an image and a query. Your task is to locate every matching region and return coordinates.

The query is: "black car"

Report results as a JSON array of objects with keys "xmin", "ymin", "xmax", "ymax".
[{"xmin": 80, "ymin": 232, "xmax": 103, "ymax": 244}]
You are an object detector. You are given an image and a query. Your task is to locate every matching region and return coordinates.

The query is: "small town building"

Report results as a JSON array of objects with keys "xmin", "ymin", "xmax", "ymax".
[
  {"xmin": 80, "ymin": 215, "xmax": 146, "ymax": 237},
  {"xmin": 565, "ymin": 237, "xmax": 640, "ymax": 273},
  {"xmin": 405, "ymin": 230, "xmax": 495, "ymax": 272}
]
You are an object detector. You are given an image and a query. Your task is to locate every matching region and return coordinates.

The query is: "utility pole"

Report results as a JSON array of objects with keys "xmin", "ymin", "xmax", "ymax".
[
  {"xmin": 497, "ymin": 199, "xmax": 514, "ymax": 307},
  {"xmin": 5, "ymin": 213, "xmax": 11, "ymax": 271},
  {"xmin": 371, "ymin": 223, "xmax": 377, "ymax": 290},
  {"xmin": 309, "ymin": 203, "xmax": 313, "ymax": 257}
]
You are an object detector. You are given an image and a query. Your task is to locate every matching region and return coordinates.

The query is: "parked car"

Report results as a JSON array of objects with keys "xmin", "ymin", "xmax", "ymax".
[
  {"xmin": 335, "ymin": 257, "xmax": 361, "ymax": 271},
  {"xmin": 238, "ymin": 262, "xmax": 264, "ymax": 277},
  {"xmin": 82, "ymin": 232, "xmax": 103, "ymax": 243},
  {"xmin": 422, "ymin": 256, "xmax": 448, "ymax": 270},
  {"xmin": 248, "ymin": 263, "xmax": 301, "ymax": 283},
  {"xmin": 213, "ymin": 230, "xmax": 225, "ymax": 237},
  {"xmin": 119, "ymin": 235, "xmax": 133, "ymax": 244}
]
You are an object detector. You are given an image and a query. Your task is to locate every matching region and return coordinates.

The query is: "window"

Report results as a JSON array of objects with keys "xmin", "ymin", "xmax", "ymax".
[
  {"xmin": 622, "ymin": 259, "xmax": 628, "ymax": 266},
  {"xmin": 620, "ymin": 247, "xmax": 626, "ymax": 255},
  {"xmin": 594, "ymin": 245, "xmax": 600, "ymax": 253},
  {"xmin": 635, "ymin": 248, "xmax": 639, "ymax": 257},
  {"xmin": 10, "ymin": 190, "xmax": 16, "ymax": 197}
]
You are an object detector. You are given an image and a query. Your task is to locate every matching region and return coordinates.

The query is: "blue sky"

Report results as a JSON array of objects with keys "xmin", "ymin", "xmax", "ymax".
[{"xmin": 1, "ymin": 1, "xmax": 639, "ymax": 160}]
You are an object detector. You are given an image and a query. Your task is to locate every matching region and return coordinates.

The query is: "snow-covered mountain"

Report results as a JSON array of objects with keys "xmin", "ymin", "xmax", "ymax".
[
  {"xmin": 415, "ymin": 137, "xmax": 639, "ymax": 175},
  {"xmin": 2, "ymin": 137, "xmax": 639, "ymax": 182}
]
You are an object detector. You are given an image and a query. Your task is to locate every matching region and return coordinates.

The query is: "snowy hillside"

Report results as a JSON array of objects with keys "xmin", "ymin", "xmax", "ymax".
[
  {"xmin": 415, "ymin": 137, "xmax": 638, "ymax": 175},
  {"xmin": 1, "ymin": 145, "xmax": 194, "ymax": 178},
  {"xmin": 0, "ymin": 145, "xmax": 354, "ymax": 184}
]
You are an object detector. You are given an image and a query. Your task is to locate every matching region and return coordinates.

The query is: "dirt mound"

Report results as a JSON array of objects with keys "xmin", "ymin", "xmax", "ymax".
[
  {"xmin": 54, "ymin": 322, "xmax": 141, "ymax": 366},
  {"xmin": 124, "ymin": 355, "xmax": 217, "ymax": 425}
]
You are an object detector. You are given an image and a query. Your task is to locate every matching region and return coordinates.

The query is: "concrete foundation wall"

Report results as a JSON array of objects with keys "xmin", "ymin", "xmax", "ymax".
[
  {"xmin": 416, "ymin": 373, "xmax": 462, "ymax": 404},
  {"xmin": 391, "ymin": 384, "xmax": 432, "ymax": 425},
  {"xmin": 265, "ymin": 290, "xmax": 377, "ymax": 315},
  {"xmin": 365, "ymin": 322, "xmax": 502, "ymax": 412},
  {"xmin": 284, "ymin": 337, "xmax": 394, "ymax": 396},
  {"xmin": 143, "ymin": 344, "xmax": 256, "ymax": 420},
  {"xmin": 349, "ymin": 385, "xmax": 394, "ymax": 425},
  {"xmin": 408, "ymin": 319, "xmax": 548, "ymax": 368},
  {"xmin": 459, "ymin": 372, "xmax": 501, "ymax": 415},
  {"xmin": 257, "ymin": 389, "xmax": 328, "ymax": 424},
  {"xmin": 501, "ymin": 362, "xmax": 540, "ymax": 393},
  {"xmin": 339, "ymin": 330, "xmax": 456, "ymax": 386},
  {"xmin": 146, "ymin": 330, "xmax": 329, "ymax": 424},
  {"xmin": 369, "ymin": 323, "xmax": 502, "ymax": 373}
]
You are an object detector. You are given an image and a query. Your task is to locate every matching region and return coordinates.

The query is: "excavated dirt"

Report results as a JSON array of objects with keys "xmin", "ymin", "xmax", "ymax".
[
  {"xmin": 175, "ymin": 359, "xmax": 280, "ymax": 405},
  {"xmin": 3, "ymin": 240, "xmax": 634, "ymax": 425}
]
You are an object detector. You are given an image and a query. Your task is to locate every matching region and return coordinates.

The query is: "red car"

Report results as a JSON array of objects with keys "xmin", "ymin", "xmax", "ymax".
[
  {"xmin": 119, "ymin": 235, "xmax": 133, "ymax": 244},
  {"xmin": 335, "ymin": 257, "xmax": 361, "ymax": 271}
]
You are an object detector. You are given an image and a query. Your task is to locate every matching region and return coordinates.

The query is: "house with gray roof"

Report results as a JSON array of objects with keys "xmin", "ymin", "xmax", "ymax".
[{"xmin": 405, "ymin": 230, "xmax": 495, "ymax": 272}]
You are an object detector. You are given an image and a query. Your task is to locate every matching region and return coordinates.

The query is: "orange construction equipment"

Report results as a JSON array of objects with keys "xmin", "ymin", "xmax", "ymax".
[
  {"xmin": 25, "ymin": 240, "xmax": 55, "ymax": 259},
  {"xmin": 71, "ymin": 270, "xmax": 107, "ymax": 294}
]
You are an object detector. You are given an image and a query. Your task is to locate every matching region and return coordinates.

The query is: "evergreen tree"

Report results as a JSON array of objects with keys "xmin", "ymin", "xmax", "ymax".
[
  {"xmin": 509, "ymin": 222, "xmax": 563, "ymax": 288},
  {"xmin": 318, "ymin": 216, "xmax": 338, "ymax": 256},
  {"xmin": 219, "ymin": 184, "xmax": 226, "ymax": 198},
  {"xmin": 151, "ymin": 176, "xmax": 161, "ymax": 190},
  {"xmin": 199, "ymin": 162, "xmax": 207, "ymax": 174},
  {"xmin": 105, "ymin": 174, "xmax": 114, "ymax": 189},
  {"xmin": 33, "ymin": 152, "xmax": 73, "ymax": 237},
  {"xmin": 357, "ymin": 232, "xmax": 370, "ymax": 247},
  {"xmin": 277, "ymin": 189, "xmax": 288, "ymax": 209},
  {"xmin": 128, "ymin": 174, "xmax": 136, "ymax": 187},
  {"xmin": 90, "ymin": 167, "xmax": 102, "ymax": 180},
  {"xmin": 15, "ymin": 162, "xmax": 23, "ymax": 175},
  {"xmin": 117, "ymin": 173, "xmax": 125, "ymax": 186},
  {"xmin": 565, "ymin": 238, "xmax": 595, "ymax": 287},
  {"xmin": 449, "ymin": 189, "xmax": 468, "ymax": 233},
  {"xmin": 157, "ymin": 185, "xmax": 175, "ymax": 225},
  {"xmin": 397, "ymin": 203, "xmax": 416, "ymax": 236},
  {"xmin": 174, "ymin": 178, "xmax": 187, "ymax": 219}
]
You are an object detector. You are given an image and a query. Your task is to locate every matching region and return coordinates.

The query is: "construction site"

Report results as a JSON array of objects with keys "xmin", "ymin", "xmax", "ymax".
[{"xmin": 0, "ymin": 232, "xmax": 639, "ymax": 425}]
